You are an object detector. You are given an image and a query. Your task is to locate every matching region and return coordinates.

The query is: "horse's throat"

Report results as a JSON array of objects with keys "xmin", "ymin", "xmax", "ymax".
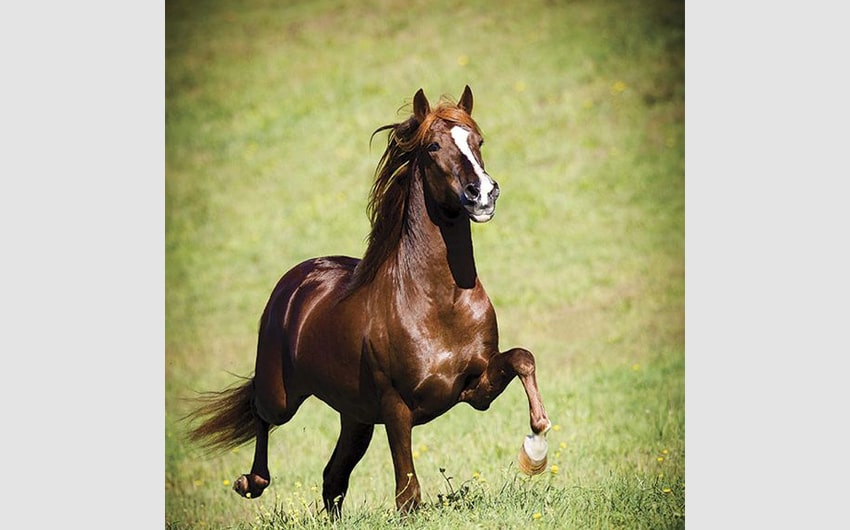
[
  {"xmin": 440, "ymin": 221, "xmax": 477, "ymax": 289},
  {"xmin": 401, "ymin": 169, "xmax": 479, "ymax": 290}
]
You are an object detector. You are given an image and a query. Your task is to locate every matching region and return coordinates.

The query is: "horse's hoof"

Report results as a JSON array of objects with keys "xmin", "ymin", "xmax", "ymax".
[
  {"xmin": 233, "ymin": 473, "xmax": 269, "ymax": 499},
  {"xmin": 518, "ymin": 430, "xmax": 549, "ymax": 476}
]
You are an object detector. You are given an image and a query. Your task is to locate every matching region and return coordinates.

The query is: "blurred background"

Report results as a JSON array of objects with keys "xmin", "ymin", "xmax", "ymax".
[{"xmin": 166, "ymin": 0, "xmax": 684, "ymax": 527}]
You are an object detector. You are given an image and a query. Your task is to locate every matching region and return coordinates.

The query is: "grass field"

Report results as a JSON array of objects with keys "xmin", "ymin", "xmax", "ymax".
[{"xmin": 166, "ymin": 0, "xmax": 684, "ymax": 528}]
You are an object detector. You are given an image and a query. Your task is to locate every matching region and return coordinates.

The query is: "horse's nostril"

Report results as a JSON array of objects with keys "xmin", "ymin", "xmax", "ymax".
[
  {"xmin": 464, "ymin": 183, "xmax": 481, "ymax": 201},
  {"xmin": 491, "ymin": 182, "xmax": 500, "ymax": 199}
]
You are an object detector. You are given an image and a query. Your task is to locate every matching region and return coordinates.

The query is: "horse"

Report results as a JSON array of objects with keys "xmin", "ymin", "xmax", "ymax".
[{"xmin": 186, "ymin": 86, "xmax": 552, "ymax": 515}]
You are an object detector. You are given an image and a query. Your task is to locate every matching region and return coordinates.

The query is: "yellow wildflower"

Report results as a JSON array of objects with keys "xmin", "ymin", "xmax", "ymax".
[{"xmin": 611, "ymin": 80, "xmax": 627, "ymax": 95}]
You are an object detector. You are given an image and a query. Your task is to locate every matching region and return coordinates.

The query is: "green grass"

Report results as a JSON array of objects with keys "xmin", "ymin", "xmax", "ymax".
[{"xmin": 166, "ymin": 0, "xmax": 684, "ymax": 528}]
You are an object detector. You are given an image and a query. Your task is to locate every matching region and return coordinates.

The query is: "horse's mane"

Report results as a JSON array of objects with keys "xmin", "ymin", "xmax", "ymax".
[{"xmin": 347, "ymin": 98, "xmax": 480, "ymax": 292}]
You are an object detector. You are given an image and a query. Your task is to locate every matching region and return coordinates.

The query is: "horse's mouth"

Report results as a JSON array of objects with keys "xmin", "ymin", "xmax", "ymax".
[{"xmin": 465, "ymin": 205, "xmax": 495, "ymax": 223}]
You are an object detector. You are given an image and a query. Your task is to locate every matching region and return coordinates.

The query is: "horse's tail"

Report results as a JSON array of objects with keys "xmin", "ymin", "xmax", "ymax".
[{"xmin": 185, "ymin": 377, "xmax": 257, "ymax": 452}]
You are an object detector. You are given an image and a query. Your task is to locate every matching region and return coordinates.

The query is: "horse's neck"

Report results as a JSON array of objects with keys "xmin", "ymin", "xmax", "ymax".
[{"xmin": 396, "ymin": 169, "xmax": 478, "ymax": 291}]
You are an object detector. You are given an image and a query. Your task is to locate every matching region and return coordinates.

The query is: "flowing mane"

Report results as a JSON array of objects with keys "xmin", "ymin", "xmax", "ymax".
[{"xmin": 348, "ymin": 98, "xmax": 481, "ymax": 292}]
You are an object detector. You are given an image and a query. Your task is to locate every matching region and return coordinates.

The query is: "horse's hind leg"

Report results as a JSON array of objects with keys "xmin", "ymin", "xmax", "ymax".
[
  {"xmin": 233, "ymin": 416, "xmax": 271, "ymax": 498},
  {"xmin": 233, "ymin": 319, "xmax": 302, "ymax": 499},
  {"xmin": 233, "ymin": 393, "xmax": 306, "ymax": 499},
  {"xmin": 322, "ymin": 415, "xmax": 375, "ymax": 517}
]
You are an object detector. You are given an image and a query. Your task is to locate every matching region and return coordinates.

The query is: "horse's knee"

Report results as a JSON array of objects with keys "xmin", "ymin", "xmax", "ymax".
[{"xmin": 510, "ymin": 348, "xmax": 537, "ymax": 378}]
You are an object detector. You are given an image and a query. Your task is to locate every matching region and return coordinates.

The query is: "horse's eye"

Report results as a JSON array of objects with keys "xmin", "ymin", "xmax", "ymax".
[{"xmin": 427, "ymin": 142, "xmax": 440, "ymax": 152}]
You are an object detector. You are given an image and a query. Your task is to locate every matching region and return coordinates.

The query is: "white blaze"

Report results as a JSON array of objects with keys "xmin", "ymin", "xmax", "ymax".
[{"xmin": 450, "ymin": 126, "xmax": 495, "ymax": 198}]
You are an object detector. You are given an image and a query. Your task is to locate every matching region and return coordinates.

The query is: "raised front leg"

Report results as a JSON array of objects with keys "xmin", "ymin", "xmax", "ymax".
[
  {"xmin": 382, "ymin": 393, "xmax": 421, "ymax": 512},
  {"xmin": 459, "ymin": 347, "xmax": 552, "ymax": 474},
  {"xmin": 322, "ymin": 415, "xmax": 375, "ymax": 518}
]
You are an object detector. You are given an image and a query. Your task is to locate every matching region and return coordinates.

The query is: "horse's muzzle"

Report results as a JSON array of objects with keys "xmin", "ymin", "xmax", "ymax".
[{"xmin": 462, "ymin": 178, "xmax": 500, "ymax": 223}]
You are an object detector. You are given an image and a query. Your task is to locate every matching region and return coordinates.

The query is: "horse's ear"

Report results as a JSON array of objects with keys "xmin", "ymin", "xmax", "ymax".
[
  {"xmin": 459, "ymin": 85, "xmax": 473, "ymax": 115},
  {"xmin": 413, "ymin": 88, "xmax": 430, "ymax": 122}
]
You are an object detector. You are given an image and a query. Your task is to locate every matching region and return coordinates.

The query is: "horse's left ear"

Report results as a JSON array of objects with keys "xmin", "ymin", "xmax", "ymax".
[{"xmin": 459, "ymin": 85, "xmax": 473, "ymax": 115}]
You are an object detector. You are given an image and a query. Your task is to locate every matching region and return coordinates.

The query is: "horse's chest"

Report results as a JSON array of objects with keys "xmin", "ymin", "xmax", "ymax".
[
  {"xmin": 388, "ymin": 294, "xmax": 495, "ymax": 404},
  {"xmin": 401, "ymin": 291, "xmax": 494, "ymax": 355},
  {"xmin": 402, "ymin": 331, "xmax": 490, "ymax": 423}
]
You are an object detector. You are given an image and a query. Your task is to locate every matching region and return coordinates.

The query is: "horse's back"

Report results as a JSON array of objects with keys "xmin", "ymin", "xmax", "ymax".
[{"xmin": 261, "ymin": 255, "xmax": 359, "ymax": 334}]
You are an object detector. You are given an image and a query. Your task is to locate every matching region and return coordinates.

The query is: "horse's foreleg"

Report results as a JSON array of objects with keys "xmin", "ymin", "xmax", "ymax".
[
  {"xmin": 322, "ymin": 415, "xmax": 375, "ymax": 517},
  {"xmin": 382, "ymin": 394, "xmax": 421, "ymax": 512},
  {"xmin": 459, "ymin": 347, "xmax": 552, "ymax": 474},
  {"xmin": 233, "ymin": 416, "xmax": 272, "ymax": 498}
]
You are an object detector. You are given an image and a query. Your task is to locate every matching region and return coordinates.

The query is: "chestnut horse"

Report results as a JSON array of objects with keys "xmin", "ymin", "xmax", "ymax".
[{"xmin": 187, "ymin": 86, "xmax": 551, "ymax": 515}]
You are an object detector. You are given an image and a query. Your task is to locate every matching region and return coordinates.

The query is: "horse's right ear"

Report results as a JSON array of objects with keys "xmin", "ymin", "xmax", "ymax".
[
  {"xmin": 458, "ymin": 85, "xmax": 473, "ymax": 115},
  {"xmin": 413, "ymin": 88, "xmax": 430, "ymax": 123}
]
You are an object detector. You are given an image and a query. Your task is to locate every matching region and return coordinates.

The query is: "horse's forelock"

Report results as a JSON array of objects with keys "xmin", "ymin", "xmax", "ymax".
[{"xmin": 412, "ymin": 103, "xmax": 479, "ymax": 146}]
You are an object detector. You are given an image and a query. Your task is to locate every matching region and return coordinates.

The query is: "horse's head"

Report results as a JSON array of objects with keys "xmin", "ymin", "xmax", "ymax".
[{"xmin": 413, "ymin": 86, "xmax": 500, "ymax": 223}]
